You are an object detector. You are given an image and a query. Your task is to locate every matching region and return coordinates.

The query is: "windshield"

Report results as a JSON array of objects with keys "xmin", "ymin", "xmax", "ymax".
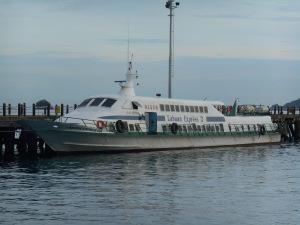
[
  {"xmin": 78, "ymin": 98, "xmax": 93, "ymax": 107},
  {"xmin": 90, "ymin": 98, "xmax": 104, "ymax": 106},
  {"xmin": 102, "ymin": 98, "xmax": 117, "ymax": 107}
]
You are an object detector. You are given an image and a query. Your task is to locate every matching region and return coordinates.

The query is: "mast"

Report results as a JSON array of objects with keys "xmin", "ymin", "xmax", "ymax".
[
  {"xmin": 165, "ymin": 0, "xmax": 180, "ymax": 99},
  {"xmin": 114, "ymin": 28, "xmax": 139, "ymax": 97},
  {"xmin": 115, "ymin": 56, "xmax": 138, "ymax": 97}
]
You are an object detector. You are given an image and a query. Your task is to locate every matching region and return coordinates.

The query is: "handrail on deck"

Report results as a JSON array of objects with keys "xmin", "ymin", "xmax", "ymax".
[{"xmin": 56, "ymin": 116, "xmax": 278, "ymax": 134}]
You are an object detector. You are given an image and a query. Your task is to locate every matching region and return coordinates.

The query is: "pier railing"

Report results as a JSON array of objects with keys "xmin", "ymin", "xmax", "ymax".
[
  {"xmin": 0, "ymin": 103, "xmax": 77, "ymax": 117},
  {"xmin": 56, "ymin": 116, "xmax": 147, "ymax": 133},
  {"xmin": 269, "ymin": 106, "xmax": 300, "ymax": 115},
  {"xmin": 2, "ymin": 103, "xmax": 299, "ymax": 117}
]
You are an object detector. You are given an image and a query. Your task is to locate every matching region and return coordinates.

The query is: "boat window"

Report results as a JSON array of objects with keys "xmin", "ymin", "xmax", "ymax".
[
  {"xmin": 108, "ymin": 123, "xmax": 116, "ymax": 132},
  {"xmin": 160, "ymin": 104, "xmax": 165, "ymax": 111},
  {"xmin": 197, "ymin": 125, "xmax": 201, "ymax": 132},
  {"xmin": 162, "ymin": 125, "xmax": 167, "ymax": 132},
  {"xmin": 207, "ymin": 125, "xmax": 211, "ymax": 132},
  {"xmin": 90, "ymin": 98, "xmax": 104, "ymax": 106},
  {"xmin": 192, "ymin": 123, "xmax": 197, "ymax": 131},
  {"xmin": 185, "ymin": 106, "xmax": 190, "ymax": 112},
  {"xmin": 132, "ymin": 103, "xmax": 138, "ymax": 110},
  {"xmin": 78, "ymin": 98, "xmax": 93, "ymax": 107},
  {"xmin": 202, "ymin": 125, "xmax": 206, "ymax": 132},
  {"xmin": 247, "ymin": 125, "xmax": 250, "ymax": 131},
  {"xmin": 204, "ymin": 106, "xmax": 208, "ymax": 113},
  {"xmin": 129, "ymin": 124, "xmax": 135, "ymax": 131},
  {"xmin": 180, "ymin": 105, "xmax": 185, "ymax": 112},
  {"xmin": 182, "ymin": 126, "xmax": 187, "ymax": 132},
  {"xmin": 135, "ymin": 124, "xmax": 141, "ymax": 132},
  {"xmin": 170, "ymin": 105, "xmax": 175, "ymax": 112},
  {"xmin": 220, "ymin": 124, "xmax": 224, "ymax": 132},
  {"xmin": 215, "ymin": 125, "xmax": 219, "ymax": 132},
  {"xmin": 132, "ymin": 101, "xmax": 141, "ymax": 110},
  {"xmin": 123, "ymin": 121, "xmax": 129, "ymax": 132},
  {"xmin": 194, "ymin": 106, "xmax": 199, "ymax": 113},
  {"xmin": 178, "ymin": 125, "xmax": 182, "ymax": 132},
  {"xmin": 211, "ymin": 125, "xmax": 215, "ymax": 132},
  {"xmin": 205, "ymin": 125, "xmax": 209, "ymax": 132},
  {"xmin": 199, "ymin": 106, "xmax": 203, "ymax": 113},
  {"xmin": 187, "ymin": 125, "xmax": 193, "ymax": 132},
  {"xmin": 190, "ymin": 106, "xmax": 194, "ymax": 113},
  {"xmin": 102, "ymin": 98, "xmax": 117, "ymax": 107},
  {"xmin": 175, "ymin": 105, "xmax": 180, "ymax": 112},
  {"xmin": 165, "ymin": 105, "xmax": 170, "ymax": 112},
  {"xmin": 235, "ymin": 126, "xmax": 239, "ymax": 132}
]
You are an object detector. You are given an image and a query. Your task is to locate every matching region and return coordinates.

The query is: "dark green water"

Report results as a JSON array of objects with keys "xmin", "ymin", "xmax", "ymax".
[{"xmin": 1, "ymin": 144, "xmax": 300, "ymax": 225}]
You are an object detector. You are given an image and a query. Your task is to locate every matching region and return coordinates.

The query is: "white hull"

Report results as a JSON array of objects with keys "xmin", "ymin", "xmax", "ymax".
[
  {"xmin": 18, "ymin": 119, "xmax": 281, "ymax": 153},
  {"xmin": 39, "ymin": 129, "xmax": 280, "ymax": 153}
]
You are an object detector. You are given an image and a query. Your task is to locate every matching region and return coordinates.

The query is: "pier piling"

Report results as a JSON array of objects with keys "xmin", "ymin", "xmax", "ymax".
[
  {"xmin": 283, "ymin": 122, "xmax": 289, "ymax": 142},
  {"xmin": 27, "ymin": 132, "xmax": 38, "ymax": 155},
  {"xmin": 0, "ymin": 136, "xmax": 3, "ymax": 155},
  {"xmin": 32, "ymin": 103, "xmax": 36, "ymax": 116},
  {"xmin": 271, "ymin": 106, "xmax": 300, "ymax": 142},
  {"xmin": 2, "ymin": 103, "xmax": 6, "ymax": 116},
  {"xmin": 38, "ymin": 138, "xmax": 45, "ymax": 153},
  {"xmin": 295, "ymin": 121, "xmax": 300, "ymax": 141},
  {"xmin": 17, "ymin": 131, "xmax": 27, "ymax": 155},
  {"xmin": 4, "ymin": 132, "xmax": 15, "ymax": 157},
  {"xmin": 288, "ymin": 123, "xmax": 294, "ymax": 142},
  {"xmin": 47, "ymin": 104, "xmax": 50, "ymax": 116},
  {"xmin": 61, "ymin": 104, "xmax": 64, "ymax": 116},
  {"xmin": 17, "ymin": 104, "xmax": 21, "ymax": 116},
  {"xmin": 8, "ymin": 104, "xmax": 11, "ymax": 115},
  {"xmin": 23, "ymin": 103, "xmax": 26, "ymax": 116}
]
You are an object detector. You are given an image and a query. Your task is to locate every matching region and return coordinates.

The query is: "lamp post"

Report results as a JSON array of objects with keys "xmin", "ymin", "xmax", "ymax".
[{"xmin": 165, "ymin": 0, "xmax": 180, "ymax": 99}]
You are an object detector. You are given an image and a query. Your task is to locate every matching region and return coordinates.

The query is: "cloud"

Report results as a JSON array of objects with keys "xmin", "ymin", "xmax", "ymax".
[
  {"xmin": 1, "ymin": 54, "xmax": 299, "ymax": 105},
  {"xmin": 33, "ymin": 50, "xmax": 86, "ymax": 58},
  {"xmin": 105, "ymin": 38, "xmax": 168, "ymax": 45},
  {"xmin": 194, "ymin": 13, "xmax": 300, "ymax": 22}
]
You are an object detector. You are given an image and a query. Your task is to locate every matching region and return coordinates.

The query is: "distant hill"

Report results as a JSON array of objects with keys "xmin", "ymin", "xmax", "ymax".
[
  {"xmin": 283, "ymin": 98, "xmax": 300, "ymax": 108},
  {"xmin": 271, "ymin": 98, "xmax": 300, "ymax": 109}
]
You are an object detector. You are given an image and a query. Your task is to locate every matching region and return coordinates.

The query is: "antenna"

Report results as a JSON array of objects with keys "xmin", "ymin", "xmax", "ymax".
[
  {"xmin": 114, "ymin": 22, "xmax": 140, "ymax": 96},
  {"xmin": 127, "ymin": 23, "xmax": 130, "ymax": 67},
  {"xmin": 165, "ymin": 0, "xmax": 180, "ymax": 99}
]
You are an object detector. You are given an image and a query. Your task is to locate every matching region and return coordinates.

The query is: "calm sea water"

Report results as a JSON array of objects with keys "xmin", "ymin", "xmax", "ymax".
[{"xmin": 1, "ymin": 144, "xmax": 300, "ymax": 225}]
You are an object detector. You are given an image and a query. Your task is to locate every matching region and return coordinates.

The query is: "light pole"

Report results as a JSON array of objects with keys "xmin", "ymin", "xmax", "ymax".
[{"xmin": 165, "ymin": 0, "xmax": 180, "ymax": 99}]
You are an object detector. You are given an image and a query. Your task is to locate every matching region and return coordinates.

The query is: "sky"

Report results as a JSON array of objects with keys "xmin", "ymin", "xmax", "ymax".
[{"xmin": 0, "ymin": 0, "xmax": 299, "ymax": 105}]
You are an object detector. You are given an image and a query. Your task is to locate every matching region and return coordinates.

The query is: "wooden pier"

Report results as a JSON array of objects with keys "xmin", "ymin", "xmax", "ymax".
[
  {"xmin": 270, "ymin": 106, "xmax": 300, "ymax": 142},
  {"xmin": 0, "ymin": 103, "xmax": 76, "ymax": 158}
]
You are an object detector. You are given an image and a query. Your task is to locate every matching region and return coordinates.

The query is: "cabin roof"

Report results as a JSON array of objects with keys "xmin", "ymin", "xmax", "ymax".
[{"xmin": 87, "ymin": 94, "xmax": 224, "ymax": 106}]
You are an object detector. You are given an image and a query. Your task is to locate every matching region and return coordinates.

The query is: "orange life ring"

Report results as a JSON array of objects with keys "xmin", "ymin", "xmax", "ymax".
[{"xmin": 96, "ymin": 120, "xmax": 107, "ymax": 129}]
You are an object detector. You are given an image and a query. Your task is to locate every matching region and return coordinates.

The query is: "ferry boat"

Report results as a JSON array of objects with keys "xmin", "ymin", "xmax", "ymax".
[
  {"xmin": 19, "ymin": 59, "xmax": 280, "ymax": 152},
  {"xmin": 19, "ymin": 1, "xmax": 280, "ymax": 153}
]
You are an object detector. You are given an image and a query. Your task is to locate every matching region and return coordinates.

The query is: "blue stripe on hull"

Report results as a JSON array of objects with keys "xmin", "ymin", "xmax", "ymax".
[
  {"xmin": 206, "ymin": 116, "xmax": 225, "ymax": 122},
  {"xmin": 99, "ymin": 115, "xmax": 166, "ymax": 121}
]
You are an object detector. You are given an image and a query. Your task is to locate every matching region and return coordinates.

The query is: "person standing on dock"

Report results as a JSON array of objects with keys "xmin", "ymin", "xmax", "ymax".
[{"xmin": 55, "ymin": 105, "xmax": 61, "ymax": 116}]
